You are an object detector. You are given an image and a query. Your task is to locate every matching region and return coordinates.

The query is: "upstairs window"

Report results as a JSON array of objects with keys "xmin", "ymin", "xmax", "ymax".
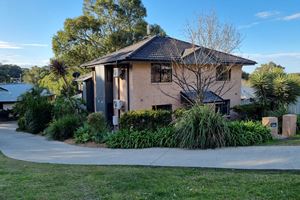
[
  {"xmin": 216, "ymin": 66, "xmax": 231, "ymax": 81},
  {"xmin": 151, "ymin": 63, "xmax": 172, "ymax": 83}
]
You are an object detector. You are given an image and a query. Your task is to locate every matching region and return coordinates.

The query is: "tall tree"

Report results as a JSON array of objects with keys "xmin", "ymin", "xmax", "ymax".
[
  {"xmin": 159, "ymin": 12, "xmax": 242, "ymax": 105},
  {"xmin": 53, "ymin": 0, "xmax": 166, "ymax": 66},
  {"xmin": 0, "ymin": 64, "xmax": 23, "ymax": 83},
  {"xmin": 250, "ymin": 62, "xmax": 300, "ymax": 111},
  {"xmin": 22, "ymin": 66, "xmax": 50, "ymax": 85}
]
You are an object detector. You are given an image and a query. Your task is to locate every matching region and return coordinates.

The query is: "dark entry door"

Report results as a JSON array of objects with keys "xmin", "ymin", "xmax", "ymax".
[
  {"xmin": 85, "ymin": 79, "xmax": 94, "ymax": 112},
  {"xmin": 105, "ymin": 67, "xmax": 114, "ymax": 123}
]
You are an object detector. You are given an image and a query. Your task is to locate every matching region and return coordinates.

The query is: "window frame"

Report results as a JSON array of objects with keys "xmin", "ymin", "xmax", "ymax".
[
  {"xmin": 215, "ymin": 100, "xmax": 230, "ymax": 115},
  {"xmin": 216, "ymin": 66, "xmax": 231, "ymax": 81},
  {"xmin": 152, "ymin": 104, "xmax": 173, "ymax": 111},
  {"xmin": 151, "ymin": 63, "xmax": 172, "ymax": 83}
]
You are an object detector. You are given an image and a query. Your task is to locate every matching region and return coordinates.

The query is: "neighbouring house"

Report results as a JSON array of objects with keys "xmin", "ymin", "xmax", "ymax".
[
  {"xmin": 0, "ymin": 83, "xmax": 54, "ymax": 111},
  {"xmin": 241, "ymin": 86, "xmax": 256, "ymax": 105},
  {"xmin": 74, "ymin": 72, "xmax": 94, "ymax": 112},
  {"xmin": 81, "ymin": 35, "xmax": 256, "ymax": 124},
  {"xmin": 0, "ymin": 83, "xmax": 33, "ymax": 110}
]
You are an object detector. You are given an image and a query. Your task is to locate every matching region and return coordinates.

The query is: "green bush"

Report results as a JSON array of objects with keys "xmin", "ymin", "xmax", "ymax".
[
  {"xmin": 74, "ymin": 113, "xmax": 109, "ymax": 144},
  {"xmin": 17, "ymin": 117, "xmax": 26, "ymax": 131},
  {"xmin": 120, "ymin": 110, "xmax": 172, "ymax": 131},
  {"xmin": 53, "ymin": 97, "xmax": 87, "ymax": 120},
  {"xmin": 174, "ymin": 105, "xmax": 230, "ymax": 149},
  {"xmin": 45, "ymin": 114, "xmax": 81, "ymax": 141},
  {"xmin": 87, "ymin": 112, "xmax": 108, "ymax": 143},
  {"xmin": 74, "ymin": 124, "xmax": 93, "ymax": 143},
  {"xmin": 232, "ymin": 103, "xmax": 263, "ymax": 120},
  {"xmin": 173, "ymin": 108, "xmax": 187, "ymax": 119},
  {"xmin": 227, "ymin": 121, "xmax": 272, "ymax": 146},
  {"xmin": 106, "ymin": 126, "xmax": 176, "ymax": 148},
  {"xmin": 14, "ymin": 87, "xmax": 53, "ymax": 134}
]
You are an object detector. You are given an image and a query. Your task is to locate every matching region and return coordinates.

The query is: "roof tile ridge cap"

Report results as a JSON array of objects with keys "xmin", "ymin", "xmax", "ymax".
[{"xmin": 125, "ymin": 35, "xmax": 158, "ymax": 59}]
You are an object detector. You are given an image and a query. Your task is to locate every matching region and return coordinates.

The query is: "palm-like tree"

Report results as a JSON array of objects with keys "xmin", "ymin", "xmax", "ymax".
[{"xmin": 250, "ymin": 63, "xmax": 300, "ymax": 112}]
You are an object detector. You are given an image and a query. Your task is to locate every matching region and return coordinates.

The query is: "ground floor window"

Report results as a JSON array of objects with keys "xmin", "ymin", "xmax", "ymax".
[
  {"xmin": 152, "ymin": 104, "xmax": 172, "ymax": 111},
  {"xmin": 215, "ymin": 100, "xmax": 230, "ymax": 115}
]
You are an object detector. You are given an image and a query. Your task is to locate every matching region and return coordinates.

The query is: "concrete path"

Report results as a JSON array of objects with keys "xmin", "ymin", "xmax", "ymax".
[{"xmin": 1, "ymin": 121, "xmax": 300, "ymax": 170}]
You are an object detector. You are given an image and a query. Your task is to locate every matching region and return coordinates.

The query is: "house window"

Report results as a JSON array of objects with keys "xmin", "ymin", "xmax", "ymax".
[
  {"xmin": 215, "ymin": 100, "xmax": 230, "ymax": 115},
  {"xmin": 152, "ymin": 104, "xmax": 172, "ymax": 111},
  {"xmin": 216, "ymin": 66, "xmax": 231, "ymax": 81},
  {"xmin": 151, "ymin": 63, "xmax": 172, "ymax": 83}
]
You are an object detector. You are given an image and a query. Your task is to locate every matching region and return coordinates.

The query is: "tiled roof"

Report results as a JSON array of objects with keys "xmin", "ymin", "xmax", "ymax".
[
  {"xmin": 82, "ymin": 35, "xmax": 256, "ymax": 67},
  {"xmin": 0, "ymin": 83, "xmax": 33, "ymax": 102},
  {"xmin": 75, "ymin": 72, "xmax": 93, "ymax": 82},
  {"xmin": 180, "ymin": 91, "xmax": 224, "ymax": 104}
]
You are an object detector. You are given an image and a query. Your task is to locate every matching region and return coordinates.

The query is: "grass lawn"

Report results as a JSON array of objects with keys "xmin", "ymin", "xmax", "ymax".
[
  {"xmin": 0, "ymin": 153, "xmax": 300, "ymax": 199},
  {"xmin": 263, "ymin": 135, "xmax": 300, "ymax": 146}
]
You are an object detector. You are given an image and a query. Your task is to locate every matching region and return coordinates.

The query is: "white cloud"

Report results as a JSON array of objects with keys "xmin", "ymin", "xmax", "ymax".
[
  {"xmin": 0, "ymin": 40, "xmax": 48, "ymax": 49},
  {"xmin": 0, "ymin": 41, "xmax": 22, "ymax": 49},
  {"xmin": 255, "ymin": 11, "xmax": 280, "ymax": 19},
  {"xmin": 282, "ymin": 13, "xmax": 300, "ymax": 21},
  {"xmin": 238, "ymin": 22, "xmax": 261, "ymax": 29},
  {"xmin": 21, "ymin": 43, "xmax": 48, "ymax": 47}
]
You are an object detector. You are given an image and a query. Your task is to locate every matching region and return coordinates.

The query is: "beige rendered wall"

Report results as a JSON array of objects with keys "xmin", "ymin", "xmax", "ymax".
[{"xmin": 127, "ymin": 61, "xmax": 242, "ymax": 112}]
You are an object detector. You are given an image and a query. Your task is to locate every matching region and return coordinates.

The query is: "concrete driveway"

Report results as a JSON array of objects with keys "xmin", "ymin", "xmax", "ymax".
[{"xmin": 1, "ymin": 121, "xmax": 300, "ymax": 170}]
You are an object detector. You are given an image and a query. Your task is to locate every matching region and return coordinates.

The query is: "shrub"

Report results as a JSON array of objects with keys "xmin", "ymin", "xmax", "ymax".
[
  {"xmin": 74, "ymin": 124, "xmax": 93, "ymax": 143},
  {"xmin": 120, "ymin": 110, "xmax": 172, "ymax": 131},
  {"xmin": 106, "ymin": 126, "xmax": 177, "ymax": 148},
  {"xmin": 22, "ymin": 100, "xmax": 53, "ymax": 134},
  {"xmin": 45, "ymin": 114, "xmax": 81, "ymax": 141},
  {"xmin": 53, "ymin": 97, "xmax": 87, "ymax": 120},
  {"xmin": 174, "ymin": 105, "xmax": 230, "ymax": 149},
  {"xmin": 14, "ymin": 87, "xmax": 53, "ymax": 134},
  {"xmin": 87, "ymin": 112, "xmax": 108, "ymax": 143},
  {"xmin": 227, "ymin": 121, "xmax": 272, "ymax": 146},
  {"xmin": 173, "ymin": 108, "xmax": 187, "ymax": 119},
  {"xmin": 17, "ymin": 117, "xmax": 26, "ymax": 131},
  {"xmin": 232, "ymin": 103, "xmax": 263, "ymax": 120}
]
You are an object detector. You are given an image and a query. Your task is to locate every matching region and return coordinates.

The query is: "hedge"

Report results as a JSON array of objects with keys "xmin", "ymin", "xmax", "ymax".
[{"xmin": 120, "ymin": 110, "xmax": 172, "ymax": 131}]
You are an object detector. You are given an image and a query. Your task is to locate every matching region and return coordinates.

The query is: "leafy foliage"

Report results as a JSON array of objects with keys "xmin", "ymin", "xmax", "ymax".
[
  {"xmin": 14, "ymin": 87, "xmax": 53, "ymax": 134},
  {"xmin": 232, "ymin": 103, "xmax": 264, "ymax": 120},
  {"xmin": 74, "ymin": 112, "xmax": 109, "ymax": 144},
  {"xmin": 228, "ymin": 121, "xmax": 272, "ymax": 146},
  {"xmin": 0, "ymin": 64, "xmax": 23, "ymax": 83},
  {"xmin": 106, "ymin": 126, "xmax": 176, "ymax": 148},
  {"xmin": 86, "ymin": 112, "xmax": 109, "ymax": 143},
  {"xmin": 250, "ymin": 62, "xmax": 300, "ymax": 112},
  {"xmin": 22, "ymin": 66, "xmax": 50, "ymax": 85},
  {"xmin": 45, "ymin": 114, "xmax": 82, "ymax": 141},
  {"xmin": 174, "ymin": 105, "xmax": 230, "ymax": 149},
  {"xmin": 74, "ymin": 123, "xmax": 93, "ymax": 143},
  {"xmin": 120, "ymin": 110, "xmax": 172, "ymax": 131},
  {"xmin": 52, "ymin": 97, "xmax": 87, "ymax": 120},
  {"xmin": 52, "ymin": 0, "xmax": 166, "ymax": 66}
]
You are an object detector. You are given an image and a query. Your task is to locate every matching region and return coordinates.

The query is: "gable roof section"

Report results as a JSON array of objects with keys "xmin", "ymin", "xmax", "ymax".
[{"xmin": 82, "ymin": 35, "xmax": 256, "ymax": 67}]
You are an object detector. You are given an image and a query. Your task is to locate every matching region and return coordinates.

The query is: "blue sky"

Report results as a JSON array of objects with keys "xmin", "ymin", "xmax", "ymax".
[{"xmin": 0, "ymin": 0, "xmax": 299, "ymax": 73}]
